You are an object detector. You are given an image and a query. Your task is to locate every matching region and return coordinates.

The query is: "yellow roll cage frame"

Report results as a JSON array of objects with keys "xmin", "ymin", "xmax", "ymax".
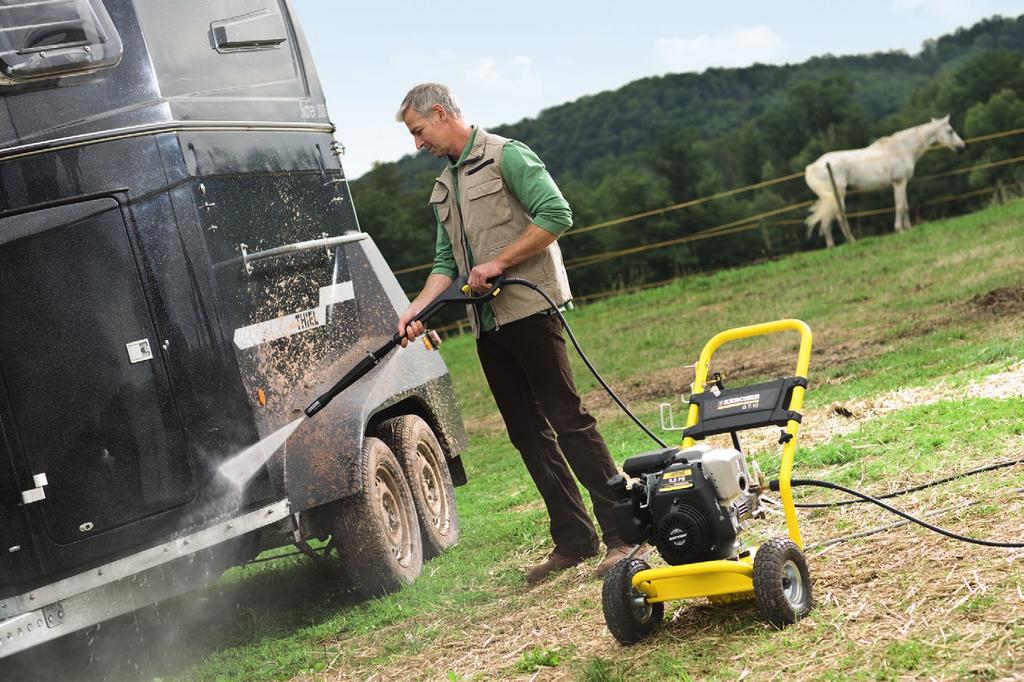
[{"xmin": 631, "ymin": 319, "xmax": 813, "ymax": 603}]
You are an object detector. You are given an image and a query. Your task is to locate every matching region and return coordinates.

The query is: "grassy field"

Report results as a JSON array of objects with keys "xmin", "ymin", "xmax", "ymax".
[{"xmin": 12, "ymin": 199, "xmax": 1024, "ymax": 681}]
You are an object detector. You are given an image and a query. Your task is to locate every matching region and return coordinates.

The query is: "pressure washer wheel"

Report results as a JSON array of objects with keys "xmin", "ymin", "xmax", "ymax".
[
  {"xmin": 379, "ymin": 415, "xmax": 459, "ymax": 559},
  {"xmin": 330, "ymin": 437, "xmax": 423, "ymax": 598},
  {"xmin": 602, "ymin": 558, "xmax": 664, "ymax": 644},
  {"xmin": 752, "ymin": 537, "xmax": 813, "ymax": 628}
]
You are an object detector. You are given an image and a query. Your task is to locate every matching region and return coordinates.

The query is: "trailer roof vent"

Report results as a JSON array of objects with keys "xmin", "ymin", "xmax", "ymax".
[{"xmin": 0, "ymin": 0, "xmax": 123, "ymax": 85}]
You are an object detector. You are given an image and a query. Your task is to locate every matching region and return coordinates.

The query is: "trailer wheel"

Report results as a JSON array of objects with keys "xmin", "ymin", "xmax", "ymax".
[
  {"xmin": 379, "ymin": 415, "xmax": 459, "ymax": 559},
  {"xmin": 331, "ymin": 436, "xmax": 422, "ymax": 597},
  {"xmin": 602, "ymin": 558, "xmax": 663, "ymax": 645},
  {"xmin": 753, "ymin": 537, "xmax": 812, "ymax": 628}
]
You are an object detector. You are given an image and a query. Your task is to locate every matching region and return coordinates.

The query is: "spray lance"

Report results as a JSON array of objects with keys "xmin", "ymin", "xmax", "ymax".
[
  {"xmin": 303, "ymin": 275, "xmax": 504, "ymax": 418},
  {"xmin": 303, "ymin": 273, "xmax": 666, "ymax": 448}
]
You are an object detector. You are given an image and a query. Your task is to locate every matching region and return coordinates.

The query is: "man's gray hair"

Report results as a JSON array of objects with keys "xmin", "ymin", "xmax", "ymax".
[{"xmin": 396, "ymin": 83, "xmax": 463, "ymax": 122}]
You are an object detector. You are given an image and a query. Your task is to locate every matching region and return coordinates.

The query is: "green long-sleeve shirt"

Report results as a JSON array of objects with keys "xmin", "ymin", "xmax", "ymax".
[{"xmin": 430, "ymin": 128, "xmax": 572, "ymax": 331}]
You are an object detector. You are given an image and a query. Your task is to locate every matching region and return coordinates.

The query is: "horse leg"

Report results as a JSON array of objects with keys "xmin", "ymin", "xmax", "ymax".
[
  {"xmin": 893, "ymin": 180, "xmax": 910, "ymax": 232},
  {"xmin": 823, "ymin": 215, "xmax": 835, "ymax": 249}
]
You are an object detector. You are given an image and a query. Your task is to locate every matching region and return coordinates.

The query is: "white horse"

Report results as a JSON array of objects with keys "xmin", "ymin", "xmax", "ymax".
[{"xmin": 804, "ymin": 116, "xmax": 966, "ymax": 247}]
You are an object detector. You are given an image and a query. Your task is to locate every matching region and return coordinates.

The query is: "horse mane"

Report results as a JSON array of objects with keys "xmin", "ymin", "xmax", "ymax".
[
  {"xmin": 868, "ymin": 133, "xmax": 893, "ymax": 147},
  {"xmin": 868, "ymin": 121, "xmax": 931, "ymax": 148}
]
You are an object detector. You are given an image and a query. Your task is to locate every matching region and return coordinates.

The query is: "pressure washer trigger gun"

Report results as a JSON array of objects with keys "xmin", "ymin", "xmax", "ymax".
[
  {"xmin": 303, "ymin": 274, "xmax": 504, "ymax": 418},
  {"xmin": 412, "ymin": 274, "xmax": 505, "ymax": 350},
  {"xmin": 408, "ymin": 273, "xmax": 505, "ymax": 325}
]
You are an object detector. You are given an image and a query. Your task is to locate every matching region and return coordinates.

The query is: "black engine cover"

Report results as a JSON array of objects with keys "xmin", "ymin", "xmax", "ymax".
[{"xmin": 650, "ymin": 461, "xmax": 736, "ymax": 565}]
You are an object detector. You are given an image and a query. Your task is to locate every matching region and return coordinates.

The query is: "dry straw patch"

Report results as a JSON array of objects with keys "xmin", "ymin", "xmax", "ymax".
[{"xmin": 296, "ymin": 364, "xmax": 1024, "ymax": 682}]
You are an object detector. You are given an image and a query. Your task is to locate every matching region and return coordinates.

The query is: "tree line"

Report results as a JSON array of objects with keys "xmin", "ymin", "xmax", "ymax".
[{"xmin": 350, "ymin": 15, "xmax": 1024, "ymax": 302}]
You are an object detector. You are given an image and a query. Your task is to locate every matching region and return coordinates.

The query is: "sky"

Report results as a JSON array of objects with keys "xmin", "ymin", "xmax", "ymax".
[{"xmin": 290, "ymin": 0, "xmax": 1022, "ymax": 179}]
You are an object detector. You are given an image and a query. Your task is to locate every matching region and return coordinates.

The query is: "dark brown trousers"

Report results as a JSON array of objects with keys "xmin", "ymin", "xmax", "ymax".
[{"xmin": 476, "ymin": 313, "xmax": 622, "ymax": 557}]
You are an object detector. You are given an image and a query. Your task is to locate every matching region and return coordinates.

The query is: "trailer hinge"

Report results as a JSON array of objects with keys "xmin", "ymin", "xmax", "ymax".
[
  {"xmin": 42, "ymin": 602, "xmax": 66, "ymax": 629},
  {"xmin": 21, "ymin": 473, "xmax": 48, "ymax": 504}
]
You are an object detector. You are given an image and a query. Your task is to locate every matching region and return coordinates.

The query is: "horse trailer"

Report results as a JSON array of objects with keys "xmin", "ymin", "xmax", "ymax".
[{"xmin": 0, "ymin": 0, "xmax": 467, "ymax": 659}]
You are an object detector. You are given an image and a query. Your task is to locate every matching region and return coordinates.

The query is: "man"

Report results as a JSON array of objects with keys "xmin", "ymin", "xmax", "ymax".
[{"xmin": 395, "ymin": 83, "xmax": 633, "ymax": 583}]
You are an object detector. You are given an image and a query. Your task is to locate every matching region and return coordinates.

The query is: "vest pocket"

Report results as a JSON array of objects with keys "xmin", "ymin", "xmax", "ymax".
[
  {"xmin": 430, "ymin": 184, "xmax": 451, "ymax": 223},
  {"xmin": 465, "ymin": 177, "xmax": 512, "ymax": 228},
  {"xmin": 434, "ymin": 203, "xmax": 451, "ymax": 223}
]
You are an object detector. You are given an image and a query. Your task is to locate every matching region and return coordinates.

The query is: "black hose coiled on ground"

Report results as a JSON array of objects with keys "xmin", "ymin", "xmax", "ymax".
[
  {"xmin": 792, "ymin": 458, "xmax": 1024, "ymax": 508},
  {"xmin": 771, "ymin": 477, "xmax": 1024, "ymax": 548}
]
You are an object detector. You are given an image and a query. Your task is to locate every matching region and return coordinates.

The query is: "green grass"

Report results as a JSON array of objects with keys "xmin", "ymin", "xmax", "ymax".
[
  {"xmin": 24, "ymin": 199, "xmax": 1019, "ymax": 682},
  {"xmin": 180, "ymin": 199, "xmax": 1023, "ymax": 681},
  {"xmin": 514, "ymin": 646, "xmax": 564, "ymax": 673},
  {"xmin": 883, "ymin": 640, "xmax": 936, "ymax": 675},
  {"xmin": 186, "ymin": 199, "xmax": 1022, "ymax": 681},
  {"xmin": 755, "ymin": 397, "xmax": 1024, "ymax": 487},
  {"xmin": 444, "ymin": 199, "xmax": 1024, "ymax": 426}
]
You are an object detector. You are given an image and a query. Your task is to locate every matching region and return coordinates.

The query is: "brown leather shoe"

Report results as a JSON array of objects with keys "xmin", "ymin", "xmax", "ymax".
[
  {"xmin": 525, "ymin": 552, "xmax": 592, "ymax": 584},
  {"xmin": 595, "ymin": 544, "xmax": 637, "ymax": 578}
]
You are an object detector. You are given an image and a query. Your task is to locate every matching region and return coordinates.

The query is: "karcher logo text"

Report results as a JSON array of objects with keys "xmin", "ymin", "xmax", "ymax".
[{"xmin": 717, "ymin": 393, "xmax": 760, "ymax": 410}]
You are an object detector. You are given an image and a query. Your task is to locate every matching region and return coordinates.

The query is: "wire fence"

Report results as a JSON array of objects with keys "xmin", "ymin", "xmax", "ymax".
[
  {"xmin": 390, "ymin": 125, "xmax": 1024, "ymax": 279},
  {"xmin": 564, "ymin": 200, "xmax": 814, "ymax": 270},
  {"xmin": 428, "ymin": 182, "xmax": 1013, "ymax": 337},
  {"xmin": 396, "ymin": 125, "xmax": 1024, "ymax": 335}
]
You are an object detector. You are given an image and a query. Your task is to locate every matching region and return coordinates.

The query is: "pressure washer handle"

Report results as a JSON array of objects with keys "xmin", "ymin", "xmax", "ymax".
[
  {"xmin": 304, "ymin": 275, "xmax": 503, "ymax": 418},
  {"xmin": 305, "ymin": 334, "xmax": 400, "ymax": 416},
  {"xmin": 409, "ymin": 274, "xmax": 505, "ymax": 326}
]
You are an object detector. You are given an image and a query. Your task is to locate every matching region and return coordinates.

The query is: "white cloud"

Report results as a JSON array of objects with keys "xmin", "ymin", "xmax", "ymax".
[
  {"xmin": 466, "ymin": 56, "xmax": 500, "ymax": 83},
  {"xmin": 655, "ymin": 25, "xmax": 787, "ymax": 74},
  {"xmin": 464, "ymin": 55, "xmax": 535, "ymax": 87}
]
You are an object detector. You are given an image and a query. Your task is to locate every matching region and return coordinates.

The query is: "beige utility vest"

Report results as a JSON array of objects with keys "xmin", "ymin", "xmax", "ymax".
[{"xmin": 429, "ymin": 129, "xmax": 572, "ymax": 337}]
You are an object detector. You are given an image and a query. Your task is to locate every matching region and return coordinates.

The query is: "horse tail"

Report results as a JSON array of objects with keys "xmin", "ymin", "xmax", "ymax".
[
  {"xmin": 804, "ymin": 164, "xmax": 840, "ymax": 237},
  {"xmin": 805, "ymin": 196, "xmax": 840, "ymax": 237}
]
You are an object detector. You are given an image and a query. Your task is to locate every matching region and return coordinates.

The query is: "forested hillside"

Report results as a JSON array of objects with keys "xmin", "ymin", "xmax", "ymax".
[{"xmin": 350, "ymin": 15, "xmax": 1024, "ymax": 300}]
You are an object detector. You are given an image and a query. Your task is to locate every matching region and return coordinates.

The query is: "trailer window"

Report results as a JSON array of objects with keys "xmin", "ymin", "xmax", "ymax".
[{"xmin": 0, "ymin": 0, "xmax": 122, "ymax": 84}]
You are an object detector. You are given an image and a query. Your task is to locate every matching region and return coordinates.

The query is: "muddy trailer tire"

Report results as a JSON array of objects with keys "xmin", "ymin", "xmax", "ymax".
[
  {"xmin": 331, "ymin": 436, "xmax": 423, "ymax": 597},
  {"xmin": 380, "ymin": 414, "xmax": 459, "ymax": 559}
]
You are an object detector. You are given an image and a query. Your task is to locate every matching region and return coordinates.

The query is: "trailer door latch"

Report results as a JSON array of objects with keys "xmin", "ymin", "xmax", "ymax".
[{"xmin": 21, "ymin": 473, "xmax": 48, "ymax": 504}]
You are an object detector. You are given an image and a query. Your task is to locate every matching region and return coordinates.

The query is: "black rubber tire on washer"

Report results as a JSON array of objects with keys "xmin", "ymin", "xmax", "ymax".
[
  {"xmin": 379, "ymin": 415, "xmax": 459, "ymax": 559},
  {"xmin": 601, "ymin": 557, "xmax": 664, "ymax": 645},
  {"xmin": 752, "ymin": 537, "xmax": 813, "ymax": 628},
  {"xmin": 330, "ymin": 436, "xmax": 423, "ymax": 598}
]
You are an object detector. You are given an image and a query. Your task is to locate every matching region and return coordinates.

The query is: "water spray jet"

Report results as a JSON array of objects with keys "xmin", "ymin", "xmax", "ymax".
[{"xmin": 216, "ymin": 417, "xmax": 306, "ymax": 489}]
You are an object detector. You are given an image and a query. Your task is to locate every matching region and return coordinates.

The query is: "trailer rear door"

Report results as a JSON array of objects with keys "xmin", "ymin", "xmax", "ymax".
[{"xmin": 0, "ymin": 198, "xmax": 196, "ymax": 548}]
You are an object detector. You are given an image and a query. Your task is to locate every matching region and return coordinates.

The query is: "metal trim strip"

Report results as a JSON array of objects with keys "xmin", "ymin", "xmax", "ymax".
[
  {"xmin": 0, "ymin": 499, "xmax": 290, "ymax": 621},
  {"xmin": 0, "ymin": 120, "xmax": 336, "ymax": 162}
]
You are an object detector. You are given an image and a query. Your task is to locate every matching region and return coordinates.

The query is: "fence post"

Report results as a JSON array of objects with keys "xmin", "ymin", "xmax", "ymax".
[
  {"xmin": 825, "ymin": 162, "xmax": 852, "ymax": 240},
  {"xmin": 759, "ymin": 219, "xmax": 774, "ymax": 257}
]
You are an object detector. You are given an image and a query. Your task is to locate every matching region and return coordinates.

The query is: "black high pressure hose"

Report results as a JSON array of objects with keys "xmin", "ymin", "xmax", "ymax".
[
  {"xmin": 502, "ymin": 276, "xmax": 668, "ymax": 448},
  {"xmin": 514, "ymin": 275, "xmax": 1023, "ymax": 549},
  {"xmin": 308, "ymin": 275, "xmax": 1020, "ymax": 548},
  {"xmin": 770, "ymin": 477, "xmax": 1024, "ymax": 548},
  {"xmin": 305, "ymin": 274, "xmax": 666, "ymax": 449},
  {"xmin": 792, "ymin": 458, "xmax": 1024, "ymax": 509}
]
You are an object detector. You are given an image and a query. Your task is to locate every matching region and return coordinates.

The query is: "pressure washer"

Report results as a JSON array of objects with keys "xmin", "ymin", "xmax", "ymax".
[
  {"xmin": 601, "ymin": 319, "xmax": 814, "ymax": 643},
  {"xmin": 305, "ymin": 275, "xmax": 1024, "ymax": 646}
]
